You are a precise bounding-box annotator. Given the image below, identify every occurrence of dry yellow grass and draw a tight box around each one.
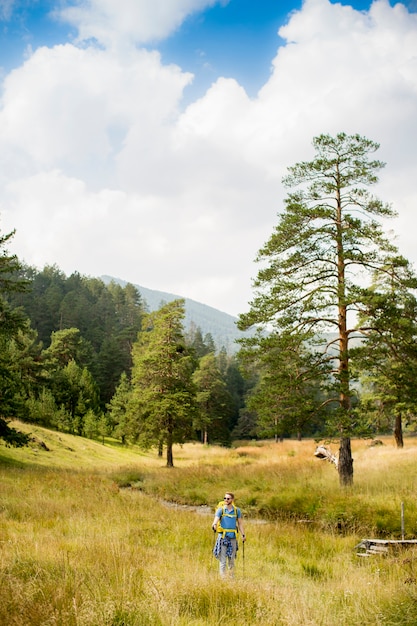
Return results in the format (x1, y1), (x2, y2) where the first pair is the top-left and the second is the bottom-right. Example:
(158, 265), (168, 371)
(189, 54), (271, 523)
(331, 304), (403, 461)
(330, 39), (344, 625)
(2, 426), (417, 624)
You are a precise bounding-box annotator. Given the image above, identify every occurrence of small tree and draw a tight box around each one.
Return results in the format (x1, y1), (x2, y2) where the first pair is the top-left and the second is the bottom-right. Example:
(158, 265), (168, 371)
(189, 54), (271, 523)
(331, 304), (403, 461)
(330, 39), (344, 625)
(107, 372), (132, 444)
(240, 331), (331, 441)
(42, 327), (92, 369)
(47, 360), (100, 435)
(129, 300), (196, 467)
(353, 257), (417, 446)
(193, 352), (233, 445)
(239, 133), (413, 486)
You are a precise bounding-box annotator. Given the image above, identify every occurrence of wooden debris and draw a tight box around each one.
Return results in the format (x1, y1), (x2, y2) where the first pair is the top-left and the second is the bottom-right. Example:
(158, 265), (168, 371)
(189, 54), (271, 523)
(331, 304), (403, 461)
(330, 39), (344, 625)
(314, 445), (338, 467)
(356, 538), (417, 557)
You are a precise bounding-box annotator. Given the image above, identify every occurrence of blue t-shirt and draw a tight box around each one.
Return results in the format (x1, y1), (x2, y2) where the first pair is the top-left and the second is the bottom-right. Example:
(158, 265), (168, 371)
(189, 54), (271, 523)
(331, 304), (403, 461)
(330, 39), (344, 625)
(216, 505), (241, 537)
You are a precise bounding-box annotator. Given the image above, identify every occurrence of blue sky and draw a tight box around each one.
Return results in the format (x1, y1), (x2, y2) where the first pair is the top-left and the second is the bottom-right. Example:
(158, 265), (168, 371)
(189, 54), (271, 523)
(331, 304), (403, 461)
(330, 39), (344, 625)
(158, 0), (304, 99)
(1, 0), (417, 316)
(2, 1), (415, 89)
(157, 0), (394, 98)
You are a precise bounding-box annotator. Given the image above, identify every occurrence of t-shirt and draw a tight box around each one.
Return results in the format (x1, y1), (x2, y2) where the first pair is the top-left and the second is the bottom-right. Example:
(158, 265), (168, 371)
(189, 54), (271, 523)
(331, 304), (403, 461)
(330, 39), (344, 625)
(216, 505), (241, 538)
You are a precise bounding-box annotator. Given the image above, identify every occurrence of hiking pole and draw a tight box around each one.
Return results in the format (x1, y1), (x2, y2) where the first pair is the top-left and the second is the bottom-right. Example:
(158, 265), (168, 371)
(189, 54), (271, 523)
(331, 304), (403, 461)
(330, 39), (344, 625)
(211, 528), (217, 570)
(242, 539), (245, 578)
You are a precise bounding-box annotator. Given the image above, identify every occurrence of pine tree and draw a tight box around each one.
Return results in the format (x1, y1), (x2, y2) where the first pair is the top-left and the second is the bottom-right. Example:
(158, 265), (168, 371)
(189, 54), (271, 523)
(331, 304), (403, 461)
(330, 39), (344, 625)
(193, 352), (233, 445)
(353, 257), (417, 447)
(107, 372), (132, 445)
(0, 227), (30, 445)
(129, 300), (196, 467)
(240, 332), (330, 441)
(239, 133), (411, 486)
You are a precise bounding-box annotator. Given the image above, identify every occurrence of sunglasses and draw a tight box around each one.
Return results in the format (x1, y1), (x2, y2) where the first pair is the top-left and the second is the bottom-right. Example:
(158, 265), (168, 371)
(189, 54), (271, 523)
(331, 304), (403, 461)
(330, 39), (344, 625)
(224, 497), (232, 500)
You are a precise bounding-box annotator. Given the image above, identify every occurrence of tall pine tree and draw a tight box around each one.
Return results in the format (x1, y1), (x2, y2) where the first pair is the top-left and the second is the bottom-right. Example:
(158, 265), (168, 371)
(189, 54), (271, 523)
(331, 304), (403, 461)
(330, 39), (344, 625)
(239, 133), (413, 486)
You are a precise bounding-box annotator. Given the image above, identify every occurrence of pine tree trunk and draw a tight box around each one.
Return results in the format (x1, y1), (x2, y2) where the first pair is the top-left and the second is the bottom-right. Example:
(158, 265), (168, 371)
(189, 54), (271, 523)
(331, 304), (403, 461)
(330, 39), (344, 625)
(336, 182), (354, 487)
(166, 418), (174, 467)
(394, 412), (404, 448)
(166, 445), (174, 467)
(338, 437), (353, 486)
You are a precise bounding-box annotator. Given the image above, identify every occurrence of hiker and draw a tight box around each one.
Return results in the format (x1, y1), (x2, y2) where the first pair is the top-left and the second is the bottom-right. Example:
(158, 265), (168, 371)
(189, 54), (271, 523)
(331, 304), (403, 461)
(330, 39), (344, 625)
(212, 492), (245, 578)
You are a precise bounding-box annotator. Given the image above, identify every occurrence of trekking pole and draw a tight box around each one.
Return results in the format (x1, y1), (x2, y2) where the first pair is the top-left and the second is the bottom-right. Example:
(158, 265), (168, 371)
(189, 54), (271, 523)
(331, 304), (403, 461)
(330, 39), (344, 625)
(242, 539), (245, 578)
(211, 528), (217, 569)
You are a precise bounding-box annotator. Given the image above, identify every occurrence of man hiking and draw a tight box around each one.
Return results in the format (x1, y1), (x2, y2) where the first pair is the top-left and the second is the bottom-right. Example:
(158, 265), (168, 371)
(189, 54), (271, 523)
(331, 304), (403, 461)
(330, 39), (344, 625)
(212, 492), (245, 578)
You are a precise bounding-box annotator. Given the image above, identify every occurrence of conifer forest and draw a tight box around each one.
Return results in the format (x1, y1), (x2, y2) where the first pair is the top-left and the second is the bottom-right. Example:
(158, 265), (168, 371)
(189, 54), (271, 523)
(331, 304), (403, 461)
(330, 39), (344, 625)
(2, 134), (417, 480)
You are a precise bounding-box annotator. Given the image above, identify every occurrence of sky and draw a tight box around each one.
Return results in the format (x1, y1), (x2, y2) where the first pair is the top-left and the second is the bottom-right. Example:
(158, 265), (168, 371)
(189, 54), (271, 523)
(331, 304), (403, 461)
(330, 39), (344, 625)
(0, 0), (417, 318)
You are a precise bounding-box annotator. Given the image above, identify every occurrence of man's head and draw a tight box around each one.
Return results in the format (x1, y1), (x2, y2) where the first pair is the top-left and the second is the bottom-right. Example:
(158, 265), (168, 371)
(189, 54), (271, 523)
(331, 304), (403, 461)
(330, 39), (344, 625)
(224, 492), (234, 503)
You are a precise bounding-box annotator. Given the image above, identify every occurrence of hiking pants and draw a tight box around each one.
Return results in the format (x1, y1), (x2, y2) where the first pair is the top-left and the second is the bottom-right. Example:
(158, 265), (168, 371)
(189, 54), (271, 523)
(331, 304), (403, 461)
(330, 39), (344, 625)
(219, 537), (237, 577)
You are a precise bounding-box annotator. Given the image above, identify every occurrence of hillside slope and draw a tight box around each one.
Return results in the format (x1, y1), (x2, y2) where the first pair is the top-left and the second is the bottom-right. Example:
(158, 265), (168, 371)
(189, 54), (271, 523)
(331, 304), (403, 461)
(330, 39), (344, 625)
(101, 275), (254, 353)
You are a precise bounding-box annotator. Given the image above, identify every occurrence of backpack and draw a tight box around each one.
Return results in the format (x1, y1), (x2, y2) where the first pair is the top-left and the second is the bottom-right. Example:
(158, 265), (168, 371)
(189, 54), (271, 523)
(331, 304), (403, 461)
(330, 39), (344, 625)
(216, 501), (238, 537)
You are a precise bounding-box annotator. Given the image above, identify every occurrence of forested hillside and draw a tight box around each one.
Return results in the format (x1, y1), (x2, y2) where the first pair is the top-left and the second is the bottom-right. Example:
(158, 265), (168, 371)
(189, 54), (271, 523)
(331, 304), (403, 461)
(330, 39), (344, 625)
(2, 261), (252, 453)
(101, 275), (252, 354)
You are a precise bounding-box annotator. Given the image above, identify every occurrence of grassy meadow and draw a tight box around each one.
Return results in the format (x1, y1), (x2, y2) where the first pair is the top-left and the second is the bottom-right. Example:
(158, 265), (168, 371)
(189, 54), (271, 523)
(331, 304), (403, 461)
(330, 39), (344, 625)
(2, 423), (417, 625)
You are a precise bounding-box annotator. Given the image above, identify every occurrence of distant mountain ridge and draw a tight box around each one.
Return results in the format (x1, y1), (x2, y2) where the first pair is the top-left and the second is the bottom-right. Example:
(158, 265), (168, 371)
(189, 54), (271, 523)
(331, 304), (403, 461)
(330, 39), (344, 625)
(101, 276), (254, 354)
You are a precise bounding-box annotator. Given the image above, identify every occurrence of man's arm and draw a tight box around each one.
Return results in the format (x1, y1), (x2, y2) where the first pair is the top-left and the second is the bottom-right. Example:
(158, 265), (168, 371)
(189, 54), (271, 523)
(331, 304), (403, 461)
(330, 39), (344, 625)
(212, 514), (220, 532)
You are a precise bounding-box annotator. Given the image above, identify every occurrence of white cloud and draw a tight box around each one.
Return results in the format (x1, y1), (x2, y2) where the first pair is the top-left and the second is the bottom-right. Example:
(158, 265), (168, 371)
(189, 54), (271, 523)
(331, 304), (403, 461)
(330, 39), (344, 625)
(0, 44), (191, 184)
(56, 0), (221, 47)
(1, 0), (417, 317)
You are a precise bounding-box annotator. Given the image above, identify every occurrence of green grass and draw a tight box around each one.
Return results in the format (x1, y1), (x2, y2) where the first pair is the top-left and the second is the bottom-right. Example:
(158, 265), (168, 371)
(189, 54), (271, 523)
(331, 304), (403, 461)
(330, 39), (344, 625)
(2, 424), (417, 624)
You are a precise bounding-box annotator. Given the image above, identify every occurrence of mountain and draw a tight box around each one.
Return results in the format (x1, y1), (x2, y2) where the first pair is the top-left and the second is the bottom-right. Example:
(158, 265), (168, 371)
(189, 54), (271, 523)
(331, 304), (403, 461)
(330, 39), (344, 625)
(101, 276), (254, 354)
